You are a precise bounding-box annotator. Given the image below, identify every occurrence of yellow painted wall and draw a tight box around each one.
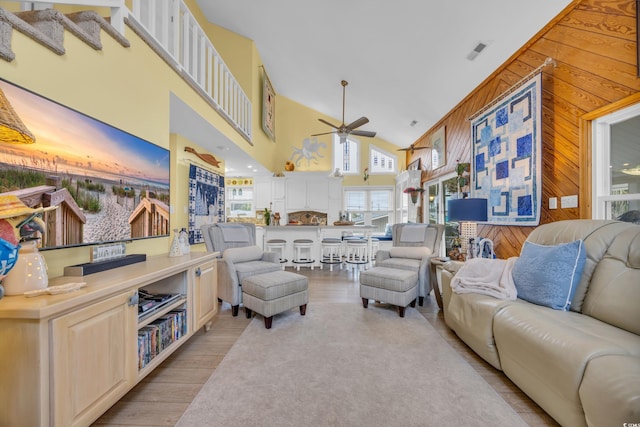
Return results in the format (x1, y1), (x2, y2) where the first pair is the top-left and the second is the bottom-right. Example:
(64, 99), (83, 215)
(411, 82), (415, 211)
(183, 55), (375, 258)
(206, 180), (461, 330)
(0, 9), (243, 276)
(0, 2), (402, 277)
(272, 96), (406, 179)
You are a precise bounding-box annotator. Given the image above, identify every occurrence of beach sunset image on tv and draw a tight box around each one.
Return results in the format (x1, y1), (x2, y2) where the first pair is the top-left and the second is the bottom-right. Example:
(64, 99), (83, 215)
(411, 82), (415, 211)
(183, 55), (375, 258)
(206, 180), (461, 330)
(0, 78), (171, 249)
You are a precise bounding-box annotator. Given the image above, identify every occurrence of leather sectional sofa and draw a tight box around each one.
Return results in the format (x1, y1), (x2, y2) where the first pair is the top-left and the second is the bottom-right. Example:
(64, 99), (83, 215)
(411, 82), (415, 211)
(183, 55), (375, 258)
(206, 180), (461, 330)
(441, 220), (640, 427)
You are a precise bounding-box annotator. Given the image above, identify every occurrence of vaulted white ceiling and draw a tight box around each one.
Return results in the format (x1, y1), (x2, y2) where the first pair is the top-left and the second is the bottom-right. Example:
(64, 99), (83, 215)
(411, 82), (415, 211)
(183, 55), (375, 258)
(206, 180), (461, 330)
(196, 0), (572, 149)
(177, 1), (573, 175)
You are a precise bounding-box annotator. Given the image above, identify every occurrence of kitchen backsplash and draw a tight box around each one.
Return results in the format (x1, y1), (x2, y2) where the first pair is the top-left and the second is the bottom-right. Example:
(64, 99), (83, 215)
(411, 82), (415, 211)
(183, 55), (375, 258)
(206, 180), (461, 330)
(287, 211), (327, 225)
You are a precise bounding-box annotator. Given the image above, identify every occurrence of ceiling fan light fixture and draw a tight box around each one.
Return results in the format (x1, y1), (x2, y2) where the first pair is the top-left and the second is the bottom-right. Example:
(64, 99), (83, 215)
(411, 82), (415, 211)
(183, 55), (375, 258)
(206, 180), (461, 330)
(312, 80), (377, 142)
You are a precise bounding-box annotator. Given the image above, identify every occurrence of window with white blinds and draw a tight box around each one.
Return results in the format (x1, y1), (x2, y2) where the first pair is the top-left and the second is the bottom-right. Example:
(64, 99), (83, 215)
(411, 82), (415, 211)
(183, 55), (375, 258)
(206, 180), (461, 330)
(369, 145), (397, 174)
(344, 187), (394, 232)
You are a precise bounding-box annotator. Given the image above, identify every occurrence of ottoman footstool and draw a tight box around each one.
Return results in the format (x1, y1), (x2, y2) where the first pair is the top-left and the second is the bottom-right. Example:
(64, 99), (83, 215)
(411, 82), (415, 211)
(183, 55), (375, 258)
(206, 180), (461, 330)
(242, 270), (308, 329)
(359, 267), (418, 317)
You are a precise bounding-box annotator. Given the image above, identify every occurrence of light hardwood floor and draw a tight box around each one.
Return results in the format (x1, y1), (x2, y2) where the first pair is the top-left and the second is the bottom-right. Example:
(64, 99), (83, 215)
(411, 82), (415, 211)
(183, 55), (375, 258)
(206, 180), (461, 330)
(94, 267), (559, 426)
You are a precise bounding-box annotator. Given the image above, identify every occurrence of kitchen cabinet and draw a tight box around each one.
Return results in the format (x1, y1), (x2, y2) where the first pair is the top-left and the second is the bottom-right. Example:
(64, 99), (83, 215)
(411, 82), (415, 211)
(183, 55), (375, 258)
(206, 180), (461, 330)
(193, 258), (217, 331)
(254, 177), (272, 211)
(270, 177), (287, 222)
(286, 175), (329, 211)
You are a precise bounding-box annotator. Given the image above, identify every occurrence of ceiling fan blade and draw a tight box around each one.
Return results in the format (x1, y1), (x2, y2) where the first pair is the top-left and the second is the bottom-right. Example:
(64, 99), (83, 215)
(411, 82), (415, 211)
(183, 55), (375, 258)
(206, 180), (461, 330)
(346, 116), (369, 130)
(398, 144), (428, 152)
(311, 131), (337, 137)
(318, 118), (340, 129)
(350, 130), (376, 138)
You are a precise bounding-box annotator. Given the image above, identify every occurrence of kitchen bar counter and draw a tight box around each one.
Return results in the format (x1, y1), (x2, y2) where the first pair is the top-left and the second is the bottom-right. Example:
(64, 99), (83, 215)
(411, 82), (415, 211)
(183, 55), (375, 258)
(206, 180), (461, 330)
(261, 225), (376, 268)
(268, 225), (376, 229)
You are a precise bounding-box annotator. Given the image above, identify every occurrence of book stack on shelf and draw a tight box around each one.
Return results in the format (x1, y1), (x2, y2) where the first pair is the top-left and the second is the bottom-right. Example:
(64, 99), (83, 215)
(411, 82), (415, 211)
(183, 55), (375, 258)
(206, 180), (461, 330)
(138, 309), (187, 369)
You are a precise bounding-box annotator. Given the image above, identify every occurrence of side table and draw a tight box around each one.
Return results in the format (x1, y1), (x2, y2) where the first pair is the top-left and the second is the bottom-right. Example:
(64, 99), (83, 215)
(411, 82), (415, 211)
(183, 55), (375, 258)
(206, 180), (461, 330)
(429, 258), (447, 309)
(429, 258), (465, 310)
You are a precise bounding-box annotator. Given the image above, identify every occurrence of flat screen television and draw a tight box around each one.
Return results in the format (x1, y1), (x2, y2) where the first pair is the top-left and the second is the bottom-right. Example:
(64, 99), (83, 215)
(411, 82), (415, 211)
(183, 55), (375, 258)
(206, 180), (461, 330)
(0, 78), (170, 250)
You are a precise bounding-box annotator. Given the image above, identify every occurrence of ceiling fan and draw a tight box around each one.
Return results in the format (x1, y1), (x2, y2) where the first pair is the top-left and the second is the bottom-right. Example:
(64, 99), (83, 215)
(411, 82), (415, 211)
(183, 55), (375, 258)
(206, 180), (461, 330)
(311, 80), (376, 143)
(398, 143), (429, 155)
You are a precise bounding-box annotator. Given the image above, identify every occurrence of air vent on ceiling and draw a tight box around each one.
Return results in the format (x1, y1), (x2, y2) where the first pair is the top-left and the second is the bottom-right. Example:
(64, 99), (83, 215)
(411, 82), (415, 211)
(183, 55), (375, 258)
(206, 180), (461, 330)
(466, 42), (488, 61)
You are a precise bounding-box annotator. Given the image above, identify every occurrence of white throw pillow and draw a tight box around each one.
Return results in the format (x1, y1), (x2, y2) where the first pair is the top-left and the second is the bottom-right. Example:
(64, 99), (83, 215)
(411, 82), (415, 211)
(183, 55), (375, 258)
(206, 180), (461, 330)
(389, 246), (431, 259)
(223, 245), (263, 263)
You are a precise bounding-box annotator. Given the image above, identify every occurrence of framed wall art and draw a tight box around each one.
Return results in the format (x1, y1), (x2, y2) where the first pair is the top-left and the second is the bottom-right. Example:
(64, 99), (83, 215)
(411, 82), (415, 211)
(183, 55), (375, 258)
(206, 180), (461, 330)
(262, 68), (276, 141)
(431, 126), (446, 169)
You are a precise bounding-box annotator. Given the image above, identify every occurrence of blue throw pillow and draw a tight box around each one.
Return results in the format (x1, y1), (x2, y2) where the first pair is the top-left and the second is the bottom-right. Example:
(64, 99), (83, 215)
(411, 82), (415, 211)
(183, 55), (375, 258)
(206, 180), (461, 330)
(512, 240), (586, 311)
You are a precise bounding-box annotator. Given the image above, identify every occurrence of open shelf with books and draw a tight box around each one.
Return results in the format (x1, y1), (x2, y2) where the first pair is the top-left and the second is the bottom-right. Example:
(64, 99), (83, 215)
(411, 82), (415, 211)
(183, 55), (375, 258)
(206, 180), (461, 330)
(135, 270), (191, 374)
(138, 307), (188, 371)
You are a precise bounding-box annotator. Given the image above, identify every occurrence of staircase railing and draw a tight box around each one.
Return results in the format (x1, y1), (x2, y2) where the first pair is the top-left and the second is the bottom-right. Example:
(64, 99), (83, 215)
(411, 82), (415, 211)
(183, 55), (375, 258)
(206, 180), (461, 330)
(14, 0), (253, 142)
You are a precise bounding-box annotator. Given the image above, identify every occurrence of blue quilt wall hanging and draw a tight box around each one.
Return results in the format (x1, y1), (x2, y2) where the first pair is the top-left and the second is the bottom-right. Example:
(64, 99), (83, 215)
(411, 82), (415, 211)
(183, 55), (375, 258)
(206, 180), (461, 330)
(471, 73), (542, 226)
(188, 164), (226, 244)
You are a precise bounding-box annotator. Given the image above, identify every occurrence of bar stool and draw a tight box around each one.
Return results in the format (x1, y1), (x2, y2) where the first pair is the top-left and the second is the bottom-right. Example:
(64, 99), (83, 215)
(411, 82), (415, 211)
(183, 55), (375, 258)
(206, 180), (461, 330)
(292, 239), (315, 271)
(320, 238), (342, 271)
(371, 237), (380, 260)
(344, 237), (369, 271)
(265, 239), (287, 269)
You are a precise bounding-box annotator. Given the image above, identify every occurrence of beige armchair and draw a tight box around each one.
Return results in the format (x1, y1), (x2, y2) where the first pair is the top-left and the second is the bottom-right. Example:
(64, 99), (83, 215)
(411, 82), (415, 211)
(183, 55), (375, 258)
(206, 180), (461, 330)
(375, 223), (444, 305)
(201, 223), (280, 316)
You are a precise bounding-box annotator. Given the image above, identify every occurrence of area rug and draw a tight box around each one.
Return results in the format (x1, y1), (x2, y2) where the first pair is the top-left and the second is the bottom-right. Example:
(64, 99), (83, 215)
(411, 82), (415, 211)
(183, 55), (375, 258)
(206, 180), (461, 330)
(177, 302), (526, 427)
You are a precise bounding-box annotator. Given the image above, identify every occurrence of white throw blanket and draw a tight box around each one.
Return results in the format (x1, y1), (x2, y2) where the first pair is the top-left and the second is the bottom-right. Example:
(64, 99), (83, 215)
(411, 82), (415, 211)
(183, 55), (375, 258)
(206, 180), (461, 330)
(450, 257), (518, 300)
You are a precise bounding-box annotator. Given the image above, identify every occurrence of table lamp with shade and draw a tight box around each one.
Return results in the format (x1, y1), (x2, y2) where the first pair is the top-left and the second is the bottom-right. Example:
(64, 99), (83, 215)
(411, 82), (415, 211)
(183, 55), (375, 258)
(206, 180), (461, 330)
(448, 198), (488, 258)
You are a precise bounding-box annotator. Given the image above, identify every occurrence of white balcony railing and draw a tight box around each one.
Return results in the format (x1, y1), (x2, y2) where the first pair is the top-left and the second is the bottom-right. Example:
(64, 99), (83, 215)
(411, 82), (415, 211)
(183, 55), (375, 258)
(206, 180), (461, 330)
(17, 0), (252, 142)
(129, 0), (252, 142)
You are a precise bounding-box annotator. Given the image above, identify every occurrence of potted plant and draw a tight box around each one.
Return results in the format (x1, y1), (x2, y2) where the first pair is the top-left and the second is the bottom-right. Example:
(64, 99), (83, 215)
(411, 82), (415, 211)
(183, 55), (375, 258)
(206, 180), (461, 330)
(455, 160), (471, 198)
(403, 187), (424, 204)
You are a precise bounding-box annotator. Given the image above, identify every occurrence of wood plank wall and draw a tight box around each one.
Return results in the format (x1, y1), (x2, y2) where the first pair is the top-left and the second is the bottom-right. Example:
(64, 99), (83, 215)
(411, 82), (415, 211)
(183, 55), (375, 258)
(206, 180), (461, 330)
(408, 0), (640, 259)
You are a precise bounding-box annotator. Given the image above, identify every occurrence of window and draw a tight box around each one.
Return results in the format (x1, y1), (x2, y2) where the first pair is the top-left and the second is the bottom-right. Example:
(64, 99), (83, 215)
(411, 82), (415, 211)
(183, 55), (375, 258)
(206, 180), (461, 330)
(227, 186), (254, 217)
(592, 103), (640, 220)
(425, 172), (458, 257)
(333, 135), (359, 175)
(344, 187), (393, 232)
(369, 145), (397, 174)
